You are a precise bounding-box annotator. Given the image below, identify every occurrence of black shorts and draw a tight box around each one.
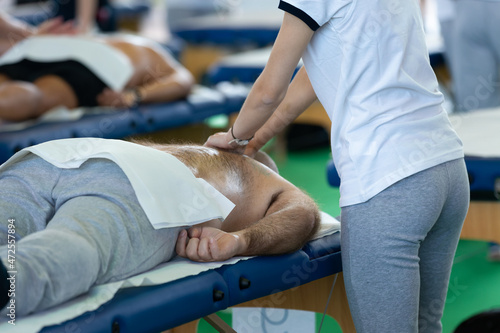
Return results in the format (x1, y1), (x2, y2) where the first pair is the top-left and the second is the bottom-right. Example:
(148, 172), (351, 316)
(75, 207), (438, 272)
(0, 59), (108, 107)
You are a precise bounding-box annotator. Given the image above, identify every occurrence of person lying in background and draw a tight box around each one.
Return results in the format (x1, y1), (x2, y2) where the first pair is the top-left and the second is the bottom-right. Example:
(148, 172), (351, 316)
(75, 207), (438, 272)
(0, 33), (194, 122)
(0, 138), (320, 317)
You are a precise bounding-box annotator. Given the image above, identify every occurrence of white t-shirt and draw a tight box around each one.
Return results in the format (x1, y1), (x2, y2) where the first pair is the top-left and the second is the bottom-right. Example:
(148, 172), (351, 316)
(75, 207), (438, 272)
(0, 138), (235, 229)
(435, 0), (456, 22)
(279, 0), (464, 207)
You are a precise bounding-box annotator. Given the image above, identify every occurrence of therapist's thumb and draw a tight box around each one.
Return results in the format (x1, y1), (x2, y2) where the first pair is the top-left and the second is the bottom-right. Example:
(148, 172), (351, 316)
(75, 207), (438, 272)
(204, 132), (231, 149)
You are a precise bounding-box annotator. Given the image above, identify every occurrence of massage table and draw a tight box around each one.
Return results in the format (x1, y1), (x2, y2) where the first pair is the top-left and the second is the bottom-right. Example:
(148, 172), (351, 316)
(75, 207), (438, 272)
(449, 108), (500, 244)
(0, 84), (247, 164)
(0, 215), (354, 333)
(326, 107), (500, 244)
(170, 0), (282, 82)
(13, 1), (151, 32)
(172, 230), (353, 333)
(171, 0), (282, 48)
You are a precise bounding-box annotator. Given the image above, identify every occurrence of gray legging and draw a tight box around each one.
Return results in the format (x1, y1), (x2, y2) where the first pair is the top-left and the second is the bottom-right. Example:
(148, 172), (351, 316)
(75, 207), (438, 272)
(452, 0), (500, 111)
(0, 154), (181, 316)
(341, 158), (469, 333)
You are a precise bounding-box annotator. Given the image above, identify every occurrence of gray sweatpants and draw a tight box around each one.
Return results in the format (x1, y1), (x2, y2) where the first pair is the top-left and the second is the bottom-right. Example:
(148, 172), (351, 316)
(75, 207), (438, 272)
(452, 0), (500, 111)
(0, 154), (181, 316)
(341, 158), (469, 333)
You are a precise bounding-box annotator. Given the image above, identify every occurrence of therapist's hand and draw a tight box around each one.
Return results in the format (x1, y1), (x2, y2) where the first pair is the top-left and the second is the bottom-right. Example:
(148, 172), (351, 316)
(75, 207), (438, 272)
(176, 226), (247, 262)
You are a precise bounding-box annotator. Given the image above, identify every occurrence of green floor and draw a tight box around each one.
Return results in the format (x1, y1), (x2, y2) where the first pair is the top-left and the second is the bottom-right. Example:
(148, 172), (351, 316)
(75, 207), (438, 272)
(198, 146), (500, 332)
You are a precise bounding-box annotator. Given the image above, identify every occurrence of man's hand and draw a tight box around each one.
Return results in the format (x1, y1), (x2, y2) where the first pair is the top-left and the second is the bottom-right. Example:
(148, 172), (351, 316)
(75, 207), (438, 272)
(175, 226), (247, 262)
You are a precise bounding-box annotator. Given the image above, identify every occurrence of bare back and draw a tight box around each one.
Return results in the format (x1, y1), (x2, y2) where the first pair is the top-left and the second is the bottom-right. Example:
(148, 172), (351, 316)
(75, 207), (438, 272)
(146, 144), (305, 232)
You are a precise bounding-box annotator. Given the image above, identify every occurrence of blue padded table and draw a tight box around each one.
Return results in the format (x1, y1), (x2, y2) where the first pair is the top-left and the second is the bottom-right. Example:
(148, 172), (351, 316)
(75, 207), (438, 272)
(325, 135), (500, 193)
(40, 270), (230, 333)
(113, 3), (150, 19)
(0, 85), (247, 164)
(217, 232), (342, 307)
(169, 0), (282, 82)
(171, 232), (354, 333)
(326, 108), (500, 244)
(13, 2), (150, 30)
(448, 108), (500, 244)
(171, 3), (282, 48)
(32, 230), (351, 333)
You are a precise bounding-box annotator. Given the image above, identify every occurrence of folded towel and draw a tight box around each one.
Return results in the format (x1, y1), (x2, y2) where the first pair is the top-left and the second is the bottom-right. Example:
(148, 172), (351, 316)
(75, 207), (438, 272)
(0, 36), (133, 92)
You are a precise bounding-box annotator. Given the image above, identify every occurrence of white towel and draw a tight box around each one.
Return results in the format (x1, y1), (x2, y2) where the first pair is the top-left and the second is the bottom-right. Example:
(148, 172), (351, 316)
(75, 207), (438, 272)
(0, 36), (133, 91)
(1, 138), (236, 229)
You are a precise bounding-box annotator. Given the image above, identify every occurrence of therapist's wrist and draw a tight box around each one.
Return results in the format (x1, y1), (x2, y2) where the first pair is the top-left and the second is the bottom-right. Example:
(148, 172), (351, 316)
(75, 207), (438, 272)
(227, 126), (254, 148)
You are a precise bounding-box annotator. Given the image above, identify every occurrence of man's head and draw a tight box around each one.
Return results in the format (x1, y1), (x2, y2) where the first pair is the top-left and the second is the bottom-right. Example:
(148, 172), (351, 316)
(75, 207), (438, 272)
(253, 151), (279, 174)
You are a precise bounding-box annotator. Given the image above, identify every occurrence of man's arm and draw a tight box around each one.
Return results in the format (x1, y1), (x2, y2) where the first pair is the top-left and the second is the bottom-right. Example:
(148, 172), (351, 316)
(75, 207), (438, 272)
(176, 187), (320, 262)
(96, 47), (195, 108)
(236, 187), (320, 256)
(128, 56), (195, 105)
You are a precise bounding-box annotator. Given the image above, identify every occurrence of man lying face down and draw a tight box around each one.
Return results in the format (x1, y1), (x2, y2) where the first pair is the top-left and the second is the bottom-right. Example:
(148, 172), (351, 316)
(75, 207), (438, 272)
(0, 138), (320, 317)
(0, 33), (195, 122)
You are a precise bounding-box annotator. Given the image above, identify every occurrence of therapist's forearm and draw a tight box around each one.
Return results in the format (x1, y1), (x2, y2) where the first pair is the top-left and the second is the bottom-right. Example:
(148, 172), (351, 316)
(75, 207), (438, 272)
(76, 0), (98, 33)
(247, 66), (318, 154)
(228, 12), (314, 142)
(230, 76), (288, 140)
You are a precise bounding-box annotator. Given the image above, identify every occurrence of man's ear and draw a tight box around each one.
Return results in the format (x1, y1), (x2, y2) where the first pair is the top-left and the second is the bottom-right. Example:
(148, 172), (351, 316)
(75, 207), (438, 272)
(253, 151), (279, 174)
